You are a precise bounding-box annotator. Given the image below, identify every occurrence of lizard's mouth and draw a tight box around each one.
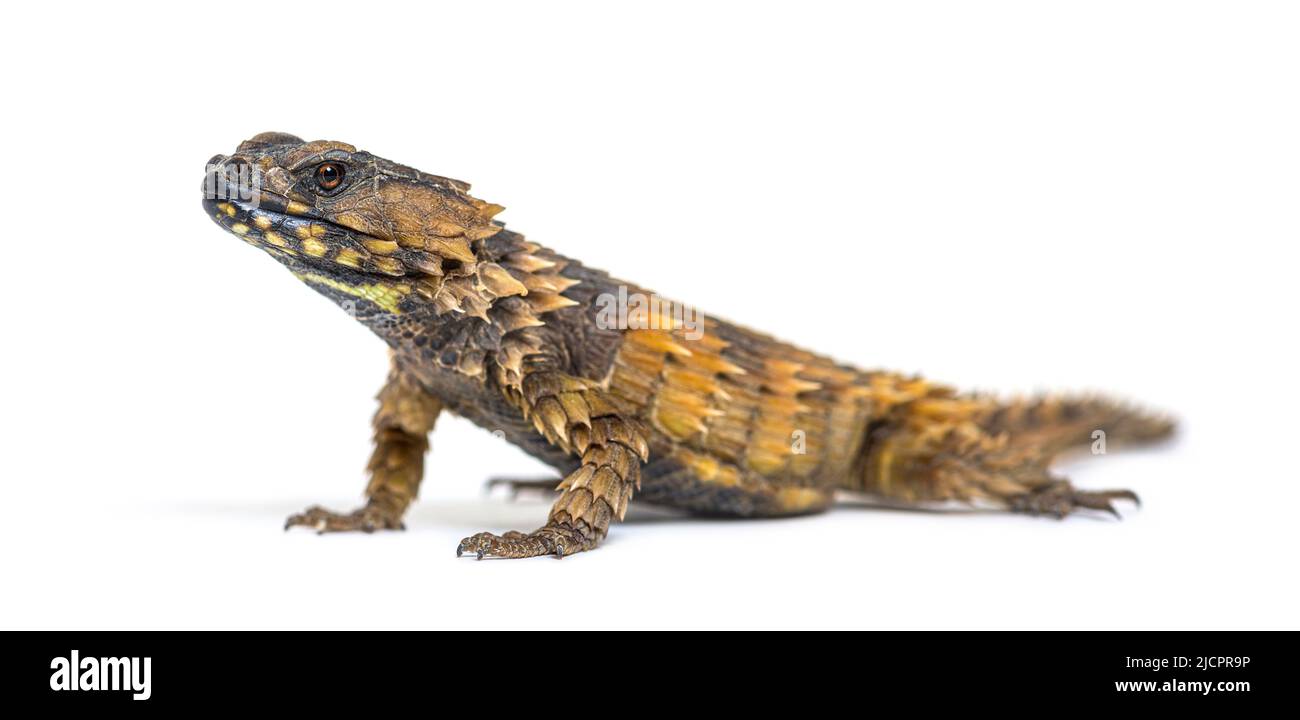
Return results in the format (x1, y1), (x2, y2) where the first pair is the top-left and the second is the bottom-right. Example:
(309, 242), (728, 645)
(202, 195), (410, 278)
(202, 157), (411, 278)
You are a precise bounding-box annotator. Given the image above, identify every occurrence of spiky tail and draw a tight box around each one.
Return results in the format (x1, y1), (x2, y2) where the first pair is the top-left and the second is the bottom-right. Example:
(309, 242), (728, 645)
(975, 395), (1175, 459)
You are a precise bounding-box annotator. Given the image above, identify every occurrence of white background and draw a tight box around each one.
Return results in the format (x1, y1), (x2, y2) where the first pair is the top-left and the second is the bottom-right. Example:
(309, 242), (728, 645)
(1, 1), (1296, 629)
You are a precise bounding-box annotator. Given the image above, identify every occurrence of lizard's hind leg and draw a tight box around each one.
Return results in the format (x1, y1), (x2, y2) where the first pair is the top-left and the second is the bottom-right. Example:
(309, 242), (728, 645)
(859, 413), (1139, 519)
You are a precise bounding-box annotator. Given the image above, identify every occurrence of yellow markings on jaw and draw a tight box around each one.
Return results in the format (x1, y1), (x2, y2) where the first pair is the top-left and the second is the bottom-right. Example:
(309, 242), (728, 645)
(294, 223), (328, 239)
(217, 202), (236, 217)
(334, 249), (363, 268)
(301, 238), (328, 257)
(253, 216), (273, 230)
(263, 231), (287, 247)
(373, 257), (404, 275)
(362, 238), (399, 255)
(286, 200), (312, 215)
(291, 272), (412, 314)
(230, 223), (250, 235)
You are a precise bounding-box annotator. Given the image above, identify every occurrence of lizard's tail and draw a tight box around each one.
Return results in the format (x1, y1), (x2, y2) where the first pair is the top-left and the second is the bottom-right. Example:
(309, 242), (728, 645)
(975, 394), (1176, 459)
(849, 393), (1174, 512)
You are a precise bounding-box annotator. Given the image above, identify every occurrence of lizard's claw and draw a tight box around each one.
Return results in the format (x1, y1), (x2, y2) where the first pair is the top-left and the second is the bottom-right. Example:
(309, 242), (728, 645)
(1010, 482), (1140, 520)
(456, 526), (587, 560)
(284, 503), (406, 534)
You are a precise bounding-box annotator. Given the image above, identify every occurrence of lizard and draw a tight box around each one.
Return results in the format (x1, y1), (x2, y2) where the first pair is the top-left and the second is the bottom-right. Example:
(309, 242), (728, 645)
(201, 132), (1175, 560)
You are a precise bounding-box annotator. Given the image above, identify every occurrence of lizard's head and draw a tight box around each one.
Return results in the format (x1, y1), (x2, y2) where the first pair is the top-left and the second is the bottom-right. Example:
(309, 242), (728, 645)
(202, 134), (578, 379)
(203, 132), (506, 279)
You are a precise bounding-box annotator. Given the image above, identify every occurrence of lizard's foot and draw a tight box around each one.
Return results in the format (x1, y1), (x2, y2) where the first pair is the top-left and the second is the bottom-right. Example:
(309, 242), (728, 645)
(456, 523), (591, 560)
(1009, 480), (1139, 519)
(284, 502), (406, 533)
(484, 476), (562, 500)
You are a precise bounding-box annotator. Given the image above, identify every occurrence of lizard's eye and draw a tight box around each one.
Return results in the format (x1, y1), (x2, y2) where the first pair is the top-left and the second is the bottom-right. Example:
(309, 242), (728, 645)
(314, 162), (345, 191)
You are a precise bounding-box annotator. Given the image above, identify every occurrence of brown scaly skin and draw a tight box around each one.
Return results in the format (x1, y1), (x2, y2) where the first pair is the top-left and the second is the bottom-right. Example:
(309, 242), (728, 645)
(202, 132), (1176, 559)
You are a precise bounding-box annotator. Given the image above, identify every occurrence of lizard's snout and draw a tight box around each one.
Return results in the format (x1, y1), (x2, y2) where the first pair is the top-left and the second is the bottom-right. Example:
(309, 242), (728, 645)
(202, 154), (258, 195)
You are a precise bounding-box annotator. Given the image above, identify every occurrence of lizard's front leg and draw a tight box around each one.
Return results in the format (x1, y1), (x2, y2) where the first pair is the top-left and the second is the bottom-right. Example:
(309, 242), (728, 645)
(286, 359), (442, 533)
(457, 360), (648, 559)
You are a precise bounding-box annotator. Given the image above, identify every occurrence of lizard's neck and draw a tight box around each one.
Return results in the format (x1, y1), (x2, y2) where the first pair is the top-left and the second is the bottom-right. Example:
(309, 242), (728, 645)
(287, 229), (581, 390)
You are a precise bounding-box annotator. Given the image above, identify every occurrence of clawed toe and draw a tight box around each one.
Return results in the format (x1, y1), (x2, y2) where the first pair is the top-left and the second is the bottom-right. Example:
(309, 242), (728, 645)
(456, 532), (496, 559)
(1011, 482), (1141, 519)
(284, 506), (333, 532)
(456, 526), (588, 560)
(1069, 489), (1139, 518)
(284, 504), (405, 534)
